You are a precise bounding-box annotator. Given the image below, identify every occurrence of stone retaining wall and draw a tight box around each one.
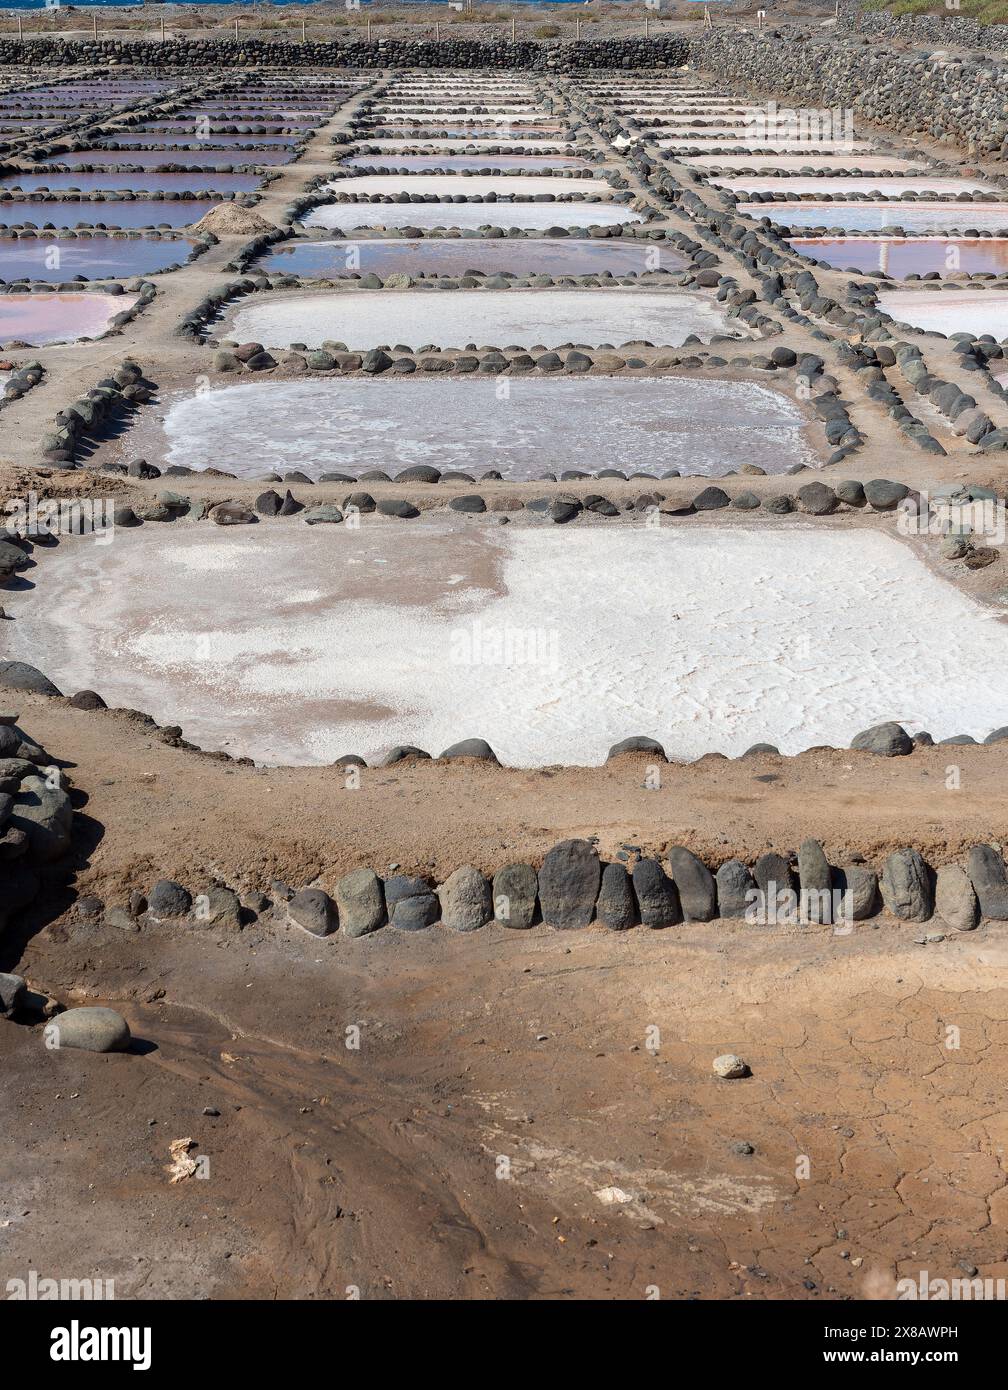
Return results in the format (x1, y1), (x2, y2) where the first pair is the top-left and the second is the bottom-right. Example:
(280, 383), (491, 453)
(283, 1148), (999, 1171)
(0, 35), (689, 72)
(76, 831), (1008, 940)
(688, 27), (1008, 158)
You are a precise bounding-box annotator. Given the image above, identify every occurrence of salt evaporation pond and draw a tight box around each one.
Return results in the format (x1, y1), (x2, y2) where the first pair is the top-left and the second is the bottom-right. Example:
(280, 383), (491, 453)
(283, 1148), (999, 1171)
(877, 288), (1008, 337)
(740, 202), (1008, 233)
(0, 201), (218, 230)
(714, 176), (997, 196)
(225, 287), (729, 349)
(0, 235), (198, 280)
(157, 377), (812, 480)
(257, 236), (684, 279)
(790, 236), (1008, 277)
(110, 134), (301, 148)
(11, 524), (1007, 767)
(1, 172), (263, 194)
(340, 154), (594, 172)
(322, 175), (608, 198)
(359, 138), (581, 152)
(303, 202), (638, 232)
(683, 154), (923, 172)
(0, 291), (137, 345)
(42, 148), (297, 169)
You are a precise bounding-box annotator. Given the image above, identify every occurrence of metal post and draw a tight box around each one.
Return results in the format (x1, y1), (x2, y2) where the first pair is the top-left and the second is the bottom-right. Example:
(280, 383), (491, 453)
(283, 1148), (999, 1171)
(511, 15), (515, 42)
(645, 14), (649, 38)
(367, 17), (372, 40)
(160, 16), (165, 41)
(576, 15), (581, 39)
(92, 12), (97, 38)
(302, 18), (306, 42)
(436, 20), (440, 40)
(17, 15), (22, 41)
(234, 16), (239, 41)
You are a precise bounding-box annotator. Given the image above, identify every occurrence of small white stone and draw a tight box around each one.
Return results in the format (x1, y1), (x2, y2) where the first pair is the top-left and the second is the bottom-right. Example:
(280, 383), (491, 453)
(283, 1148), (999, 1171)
(713, 1053), (749, 1079)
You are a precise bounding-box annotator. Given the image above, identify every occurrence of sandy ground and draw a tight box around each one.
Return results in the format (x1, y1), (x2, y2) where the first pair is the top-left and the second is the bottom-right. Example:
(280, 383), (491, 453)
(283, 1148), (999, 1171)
(4, 908), (1008, 1301)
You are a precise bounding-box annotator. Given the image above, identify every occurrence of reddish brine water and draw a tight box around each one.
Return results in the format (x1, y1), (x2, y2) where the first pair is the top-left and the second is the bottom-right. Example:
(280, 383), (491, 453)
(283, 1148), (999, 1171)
(0, 290), (138, 346)
(340, 154), (593, 172)
(41, 149), (296, 169)
(1, 172), (263, 194)
(256, 236), (684, 279)
(0, 201), (218, 230)
(110, 134), (300, 148)
(789, 235), (1008, 277)
(0, 234), (200, 281)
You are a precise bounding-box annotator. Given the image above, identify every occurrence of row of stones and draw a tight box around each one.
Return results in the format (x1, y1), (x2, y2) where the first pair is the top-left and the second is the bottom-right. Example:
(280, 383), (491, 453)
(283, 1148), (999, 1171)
(633, 155), (974, 454)
(758, 219), (1008, 241)
(0, 174), (281, 200)
(835, 3), (1008, 61)
(0, 717), (74, 944)
(122, 833), (1008, 940)
(40, 357), (153, 467)
(0, 358), (43, 411)
(0, 38), (693, 73)
(90, 474), (922, 529)
(739, 190), (1006, 206)
(201, 329), (777, 370)
(689, 27), (1008, 158)
(330, 165), (605, 183)
(576, 94), (968, 468)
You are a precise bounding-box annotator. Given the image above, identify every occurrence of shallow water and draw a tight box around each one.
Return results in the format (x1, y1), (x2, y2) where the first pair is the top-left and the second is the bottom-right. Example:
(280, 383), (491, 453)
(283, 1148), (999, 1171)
(0, 290), (137, 345)
(877, 288), (1008, 337)
(11, 524), (1006, 767)
(304, 202), (640, 232)
(43, 148), (296, 169)
(683, 154), (922, 172)
(225, 286), (729, 349)
(256, 236), (684, 279)
(715, 176), (997, 196)
(1, 172), (263, 194)
(0, 200), (217, 230)
(0, 234), (198, 281)
(157, 376), (807, 480)
(659, 137), (877, 152)
(746, 202), (1008, 234)
(340, 154), (593, 172)
(790, 236), (1008, 277)
(322, 174), (607, 199)
(110, 133), (301, 148)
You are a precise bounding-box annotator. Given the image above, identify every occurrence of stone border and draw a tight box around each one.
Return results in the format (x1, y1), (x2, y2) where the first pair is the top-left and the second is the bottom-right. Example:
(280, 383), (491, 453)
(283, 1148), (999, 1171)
(40, 357), (154, 466)
(65, 833), (1008, 941)
(0, 36), (691, 73)
(0, 358), (44, 413)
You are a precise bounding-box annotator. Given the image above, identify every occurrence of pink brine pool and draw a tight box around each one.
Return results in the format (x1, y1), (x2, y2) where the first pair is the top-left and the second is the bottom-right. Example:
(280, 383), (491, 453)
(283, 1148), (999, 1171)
(0, 292), (138, 346)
